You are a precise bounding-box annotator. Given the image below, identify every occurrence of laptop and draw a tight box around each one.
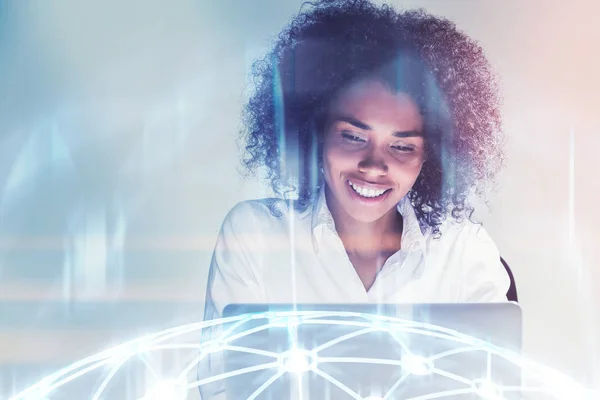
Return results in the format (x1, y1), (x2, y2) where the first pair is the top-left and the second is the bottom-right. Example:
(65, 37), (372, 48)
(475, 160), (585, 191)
(219, 303), (522, 399)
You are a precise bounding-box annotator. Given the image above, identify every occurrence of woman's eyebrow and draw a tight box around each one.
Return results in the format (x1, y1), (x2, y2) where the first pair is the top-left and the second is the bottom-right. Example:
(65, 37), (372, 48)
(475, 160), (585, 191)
(334, 116), (423, 138)
(392, 130), (423, 138)
(335, 116), (371, 130)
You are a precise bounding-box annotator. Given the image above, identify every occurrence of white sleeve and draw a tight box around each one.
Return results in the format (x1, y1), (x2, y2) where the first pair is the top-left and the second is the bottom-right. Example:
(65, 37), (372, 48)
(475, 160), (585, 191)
(205, 202), (265, 316)
(460, 225), (511, 302)
(198, 202), (265, 399)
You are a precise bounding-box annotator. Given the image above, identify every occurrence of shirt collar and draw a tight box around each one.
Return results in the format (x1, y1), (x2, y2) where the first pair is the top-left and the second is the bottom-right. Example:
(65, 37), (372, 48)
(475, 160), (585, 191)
(311, 188), (427, 254)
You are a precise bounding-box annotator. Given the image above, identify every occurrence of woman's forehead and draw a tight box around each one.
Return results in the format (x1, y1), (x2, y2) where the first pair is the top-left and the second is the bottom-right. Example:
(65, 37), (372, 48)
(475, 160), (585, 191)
(327, 79), (422, 128)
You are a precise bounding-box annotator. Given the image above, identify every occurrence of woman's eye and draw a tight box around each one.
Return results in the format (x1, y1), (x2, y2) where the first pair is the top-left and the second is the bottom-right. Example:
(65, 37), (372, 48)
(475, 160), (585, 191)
(341, 131), (365, 143)
(392, 145), (415, 152)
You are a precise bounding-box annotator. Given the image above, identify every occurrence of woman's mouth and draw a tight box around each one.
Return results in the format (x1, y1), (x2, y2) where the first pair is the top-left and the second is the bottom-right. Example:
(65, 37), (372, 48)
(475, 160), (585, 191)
(347, 180), (392, 201)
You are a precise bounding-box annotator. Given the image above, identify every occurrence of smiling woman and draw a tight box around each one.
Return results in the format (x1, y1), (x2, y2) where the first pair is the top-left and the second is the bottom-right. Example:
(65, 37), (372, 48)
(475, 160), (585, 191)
(200, 0), (509, 396)
(204, 0), (508, 302)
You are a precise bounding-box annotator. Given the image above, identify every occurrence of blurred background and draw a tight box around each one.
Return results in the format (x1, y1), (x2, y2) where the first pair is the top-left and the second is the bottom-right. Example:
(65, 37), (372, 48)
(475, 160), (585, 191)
(0, 0), (598, 397)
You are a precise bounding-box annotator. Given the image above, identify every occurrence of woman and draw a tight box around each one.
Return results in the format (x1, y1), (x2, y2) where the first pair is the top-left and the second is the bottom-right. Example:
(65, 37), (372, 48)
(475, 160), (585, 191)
(198, 0), (510, 396)
(204, 0), (509, 320)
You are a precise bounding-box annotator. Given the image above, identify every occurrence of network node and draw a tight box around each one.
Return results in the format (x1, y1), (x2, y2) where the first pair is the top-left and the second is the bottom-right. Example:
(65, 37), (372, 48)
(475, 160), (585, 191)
(202, 340), (226, 354)
(401, 353), (434, 375)
(278, 348), (317, 373)
(472, 378), (504, 399)
(141, 378), (188, 400)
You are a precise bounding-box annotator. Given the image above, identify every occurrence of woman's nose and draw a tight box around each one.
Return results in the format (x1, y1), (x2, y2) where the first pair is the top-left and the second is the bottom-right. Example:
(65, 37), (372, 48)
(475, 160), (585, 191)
(357, 149), (388, 177)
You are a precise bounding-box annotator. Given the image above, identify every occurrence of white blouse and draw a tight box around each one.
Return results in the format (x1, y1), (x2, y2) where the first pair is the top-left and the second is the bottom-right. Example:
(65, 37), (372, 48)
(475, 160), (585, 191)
(203, 190), (510, 320)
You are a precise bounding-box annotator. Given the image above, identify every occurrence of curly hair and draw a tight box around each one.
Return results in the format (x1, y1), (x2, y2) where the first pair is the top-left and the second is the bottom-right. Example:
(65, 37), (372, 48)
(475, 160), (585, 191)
(240, 0), (504, 236)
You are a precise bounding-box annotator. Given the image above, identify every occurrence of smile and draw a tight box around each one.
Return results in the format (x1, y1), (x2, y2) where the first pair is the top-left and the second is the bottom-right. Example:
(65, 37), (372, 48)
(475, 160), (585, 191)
(347, 180), (391, 198)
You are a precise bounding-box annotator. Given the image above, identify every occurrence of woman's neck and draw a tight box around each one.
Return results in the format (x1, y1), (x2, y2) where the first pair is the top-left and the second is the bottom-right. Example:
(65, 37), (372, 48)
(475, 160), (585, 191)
(325, 190), (403, 258)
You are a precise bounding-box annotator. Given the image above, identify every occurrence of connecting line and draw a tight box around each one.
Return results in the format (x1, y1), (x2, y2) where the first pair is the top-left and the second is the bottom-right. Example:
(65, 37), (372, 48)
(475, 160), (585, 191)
(363, 316), (415, 331)
(383, 373), (410, 400)
(287, 320), (300, 349)
(187, 361), (280, 389)
(144, 344), (204, 351)
(137, 324), (202, 346)
(137, 352), (162, 382)
(146, 325), (205, 347)
(430, 368), (474, 386)
(299, 319), (374, 329)
(178, 352), (206, 381)
(311, 327), (378, 353)
(428, 346), (480, 361)
(246, 370), (285, 400)
(221, 315), (254, 338)
(402, 387), (476, 400)
(291, 311), (345, 321)
(11, 357), (113, 400)
(265, 310), (366, 322)
(315, 311), (365, 320)
(393, 327), (478, 348)
(385, 319), (501, 350)
(386, 330), (413, 356)
(311, 368), (363, 400)
(91, 357), (129, 400)
(317, 356), (404, 367)
(176, 345), (279, 382)
(224, 322), (278, 342)
(223, 345), (280, 359)
(9, 351), (115, 399)
(150, 316), (246, 346)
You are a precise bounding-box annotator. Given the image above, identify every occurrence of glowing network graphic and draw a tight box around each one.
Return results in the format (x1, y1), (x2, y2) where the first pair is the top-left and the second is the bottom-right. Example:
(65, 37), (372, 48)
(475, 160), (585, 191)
(8, 311), (593, 400)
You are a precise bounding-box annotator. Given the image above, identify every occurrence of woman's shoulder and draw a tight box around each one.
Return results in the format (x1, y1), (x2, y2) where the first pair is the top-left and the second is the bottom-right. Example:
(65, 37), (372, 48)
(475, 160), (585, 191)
(226, 198), (276, 217)
(222, 197), (311, 232)
(427, 216), (500, 259)
(433, 217), (509, 301)
(436, 216), (494, 243)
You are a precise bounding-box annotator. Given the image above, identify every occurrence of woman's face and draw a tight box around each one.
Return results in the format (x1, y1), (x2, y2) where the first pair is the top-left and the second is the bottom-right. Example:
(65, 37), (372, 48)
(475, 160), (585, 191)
(322, 78), (426, 224)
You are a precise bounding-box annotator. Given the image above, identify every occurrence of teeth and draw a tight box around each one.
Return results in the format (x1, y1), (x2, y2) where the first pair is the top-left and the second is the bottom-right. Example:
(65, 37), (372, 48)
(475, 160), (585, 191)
(348, 181), (388, 198)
